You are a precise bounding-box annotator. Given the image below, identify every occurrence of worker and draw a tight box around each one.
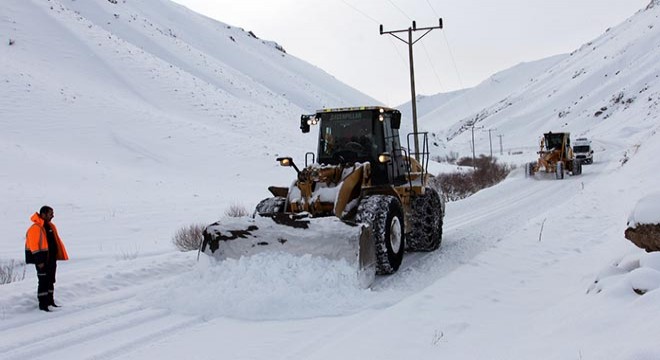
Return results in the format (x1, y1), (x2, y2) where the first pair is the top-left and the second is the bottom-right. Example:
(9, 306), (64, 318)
(25, 206), (69, 312)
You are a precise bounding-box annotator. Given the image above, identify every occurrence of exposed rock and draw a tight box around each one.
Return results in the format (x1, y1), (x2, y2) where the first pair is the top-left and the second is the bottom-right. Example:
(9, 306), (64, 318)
(625, 224), (660, 252)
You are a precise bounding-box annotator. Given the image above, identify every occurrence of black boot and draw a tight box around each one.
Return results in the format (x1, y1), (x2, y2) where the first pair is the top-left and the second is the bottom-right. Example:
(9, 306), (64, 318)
(38, 292), (50, 312)
(49, 295), (59, 307)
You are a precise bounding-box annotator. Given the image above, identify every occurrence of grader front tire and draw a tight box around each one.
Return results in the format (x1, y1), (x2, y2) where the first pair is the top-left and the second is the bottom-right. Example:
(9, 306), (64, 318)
(356, 195), (405, 275)
(555, 162), (565, 180)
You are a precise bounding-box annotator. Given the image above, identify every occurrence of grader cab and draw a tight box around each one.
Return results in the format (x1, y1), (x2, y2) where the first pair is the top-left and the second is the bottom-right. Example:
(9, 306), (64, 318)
(525, 132), (582, 179)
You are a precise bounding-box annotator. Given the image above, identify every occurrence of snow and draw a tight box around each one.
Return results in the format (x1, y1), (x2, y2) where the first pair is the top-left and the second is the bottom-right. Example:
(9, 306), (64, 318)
(2, 0), (660, 359)
(153, 252), (380, 321)
(627, 192), (660, 227)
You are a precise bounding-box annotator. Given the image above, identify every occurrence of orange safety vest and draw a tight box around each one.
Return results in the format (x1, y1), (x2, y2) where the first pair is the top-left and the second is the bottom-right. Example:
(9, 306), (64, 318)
(25, 213), (69, 261)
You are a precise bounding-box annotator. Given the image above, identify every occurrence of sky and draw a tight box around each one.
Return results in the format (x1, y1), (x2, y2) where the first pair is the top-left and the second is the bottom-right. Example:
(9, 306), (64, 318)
(2, 0), (660, 358)
(171, 0), (651, 106)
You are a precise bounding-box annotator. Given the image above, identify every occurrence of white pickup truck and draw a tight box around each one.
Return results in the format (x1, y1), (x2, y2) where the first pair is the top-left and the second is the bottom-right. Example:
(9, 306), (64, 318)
(573, 137), (593, 164)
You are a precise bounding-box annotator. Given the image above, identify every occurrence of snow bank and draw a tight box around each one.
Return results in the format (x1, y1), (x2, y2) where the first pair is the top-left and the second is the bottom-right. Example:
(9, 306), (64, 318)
(146, 253), (396, 321)
(588, 252), (660, 297)
(627, 192), (660, 227)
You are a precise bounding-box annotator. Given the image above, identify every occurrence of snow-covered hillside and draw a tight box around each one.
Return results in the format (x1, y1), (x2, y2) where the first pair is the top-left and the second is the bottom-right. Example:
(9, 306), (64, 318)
(0, 0), (377, 257)
(2, 0), (660, 359)
(417, 1), (660, 159)
(398, 54), (565, 128)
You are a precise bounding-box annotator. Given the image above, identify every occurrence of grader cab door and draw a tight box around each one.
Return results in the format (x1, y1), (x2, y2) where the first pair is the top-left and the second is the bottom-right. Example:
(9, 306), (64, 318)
(381, 112), (408, 185)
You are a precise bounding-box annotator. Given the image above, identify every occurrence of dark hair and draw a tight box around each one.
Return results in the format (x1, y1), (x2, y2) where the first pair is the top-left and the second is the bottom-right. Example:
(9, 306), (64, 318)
(39, 205), (53, 215)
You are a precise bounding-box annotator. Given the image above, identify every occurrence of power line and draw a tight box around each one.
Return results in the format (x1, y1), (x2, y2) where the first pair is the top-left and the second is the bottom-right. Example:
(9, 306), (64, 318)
(441, 30), (475, 113)
(442, 31), (464, 90)
(386, 0), (412, 21)
(425, 0), (440, 18)
(336, 0), (409, 86)
(421, 1), (465, 92)
(337, 0), (449, 106)
(388, 37), (408, 69)
(337, 0), (380, 24)
(421, 1), (448, 92)
(386, 1), (444, 93)
(421, 42), (445, 92)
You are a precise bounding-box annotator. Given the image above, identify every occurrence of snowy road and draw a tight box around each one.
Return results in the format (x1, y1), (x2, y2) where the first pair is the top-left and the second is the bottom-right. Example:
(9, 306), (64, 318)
(1, 152), (609, 360)
(0, 254), (201, 359)
(2, 132), (659, 360)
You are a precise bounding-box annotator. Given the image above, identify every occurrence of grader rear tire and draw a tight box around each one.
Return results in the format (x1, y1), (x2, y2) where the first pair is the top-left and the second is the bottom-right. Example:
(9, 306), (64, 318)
(356, 195), (405, 275)
(572, 159), (582, 175)
(525, 162), (536, 178)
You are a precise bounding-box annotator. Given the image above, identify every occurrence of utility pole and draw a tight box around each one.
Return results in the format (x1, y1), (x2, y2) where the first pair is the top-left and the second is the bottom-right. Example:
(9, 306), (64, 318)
(483, 128), (497, 158)
(469, 123), (483, 170)
(497, 134), (504, 155)
(380, 19), (443, 161)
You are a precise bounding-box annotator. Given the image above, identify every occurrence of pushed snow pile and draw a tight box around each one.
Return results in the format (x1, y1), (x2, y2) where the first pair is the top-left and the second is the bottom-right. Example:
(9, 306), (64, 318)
(145, 252), (393, 321)
(588, 252), (660, 297)
(625, 193), (660, 252)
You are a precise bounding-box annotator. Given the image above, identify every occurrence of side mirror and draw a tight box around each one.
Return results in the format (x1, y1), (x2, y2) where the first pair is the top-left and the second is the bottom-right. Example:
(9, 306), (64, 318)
(391, 112), (401, 129)
(300, 115), (310, 133)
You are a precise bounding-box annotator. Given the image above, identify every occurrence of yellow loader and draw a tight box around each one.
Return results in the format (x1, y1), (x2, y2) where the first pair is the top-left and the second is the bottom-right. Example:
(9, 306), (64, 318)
(201, 107), (445, 287)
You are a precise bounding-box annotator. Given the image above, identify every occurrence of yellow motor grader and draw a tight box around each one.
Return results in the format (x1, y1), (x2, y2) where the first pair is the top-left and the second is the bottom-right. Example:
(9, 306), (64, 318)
(201, 106), (445, 287)
(525, 132), (582, 179)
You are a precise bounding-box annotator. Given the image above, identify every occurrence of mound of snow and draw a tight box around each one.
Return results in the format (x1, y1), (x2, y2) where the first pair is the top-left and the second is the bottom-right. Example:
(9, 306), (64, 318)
(627, 192), (660, 227)
(145, 253), (398, 321)
(588, 252), (660, 297)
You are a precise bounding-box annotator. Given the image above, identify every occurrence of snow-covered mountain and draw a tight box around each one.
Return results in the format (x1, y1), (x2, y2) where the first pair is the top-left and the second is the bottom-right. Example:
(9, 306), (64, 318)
(398, 54), (565, 127)
(408, 1), (660, 158)
(1, 0), (377, 254)
(2, 0), (660, 359)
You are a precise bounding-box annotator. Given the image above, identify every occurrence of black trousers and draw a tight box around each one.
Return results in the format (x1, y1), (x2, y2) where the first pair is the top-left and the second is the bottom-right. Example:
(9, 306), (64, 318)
(36, 261), (56, 306)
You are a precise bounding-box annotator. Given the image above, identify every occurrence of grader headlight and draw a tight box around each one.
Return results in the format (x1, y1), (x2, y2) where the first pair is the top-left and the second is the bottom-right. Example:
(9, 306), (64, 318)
(276, 157), (301, 174)
(300, 114), (319, 133)
(278, 157), (292, 166)
(378, 153), (392, 163)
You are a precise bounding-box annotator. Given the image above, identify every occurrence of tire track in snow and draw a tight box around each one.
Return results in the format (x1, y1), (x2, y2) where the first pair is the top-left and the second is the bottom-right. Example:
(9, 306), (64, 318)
(446, 174), (568, 230)
(0, 253), (200, 360)
(0, 257), (193, 331)
(0, 299), (151, 358)
(0, 291), (137, 332)
(1, 306), (167, 359)
(248, 157), (618, 358)
(80, 317), (201, 360)
(0, 294), (139, 347)
(1, 303), (200, 360)
(374, 169), (596, 290)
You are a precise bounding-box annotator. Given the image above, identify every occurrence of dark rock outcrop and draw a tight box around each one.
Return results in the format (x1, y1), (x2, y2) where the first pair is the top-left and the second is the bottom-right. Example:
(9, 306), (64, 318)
(625, 224), (660, 252)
